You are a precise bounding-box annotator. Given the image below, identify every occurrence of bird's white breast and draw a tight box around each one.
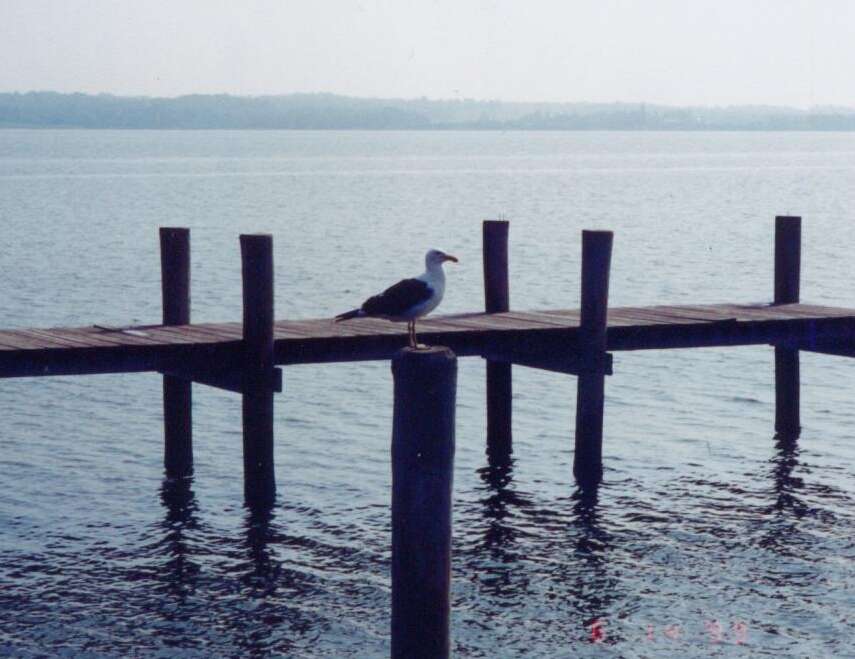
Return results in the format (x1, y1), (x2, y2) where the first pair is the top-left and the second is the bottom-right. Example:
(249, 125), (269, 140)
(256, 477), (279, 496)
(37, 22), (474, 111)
(407, 268), (445, 319)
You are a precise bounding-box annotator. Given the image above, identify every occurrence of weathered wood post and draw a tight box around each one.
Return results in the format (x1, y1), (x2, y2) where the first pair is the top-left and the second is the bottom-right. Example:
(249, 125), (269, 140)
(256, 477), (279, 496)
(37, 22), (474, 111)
(573, 230), (613, 488)
(240, 234), (276, 507)
(483, 220), (512, 457)
(774, 215), (801, 436)
(160, 227), (192, 478)
(391, 346), (456, 659)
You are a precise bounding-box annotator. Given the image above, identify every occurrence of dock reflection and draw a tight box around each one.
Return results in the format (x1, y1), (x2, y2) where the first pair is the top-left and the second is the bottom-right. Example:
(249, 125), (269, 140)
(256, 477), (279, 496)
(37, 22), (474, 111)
(770, 432), (805, 517)
(242, 502), (282, 597)
(158, 476), (200, 601)
(478, 453), (522, 552)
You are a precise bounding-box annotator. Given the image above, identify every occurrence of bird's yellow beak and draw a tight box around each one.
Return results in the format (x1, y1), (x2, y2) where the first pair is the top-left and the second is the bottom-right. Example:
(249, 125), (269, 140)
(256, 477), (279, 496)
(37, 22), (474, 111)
(444, 254), (459, 263)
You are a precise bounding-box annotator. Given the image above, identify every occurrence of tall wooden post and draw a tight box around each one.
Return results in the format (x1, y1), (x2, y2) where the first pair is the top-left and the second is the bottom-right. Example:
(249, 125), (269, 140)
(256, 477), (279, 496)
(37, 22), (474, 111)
(774, 216), (801, 436)
(573, 230), (613, 488)
(160, 227), (192, 478)
(391, 346), (456, 659)
(483, 220), (512, 457)
(240, 234), (276, 507)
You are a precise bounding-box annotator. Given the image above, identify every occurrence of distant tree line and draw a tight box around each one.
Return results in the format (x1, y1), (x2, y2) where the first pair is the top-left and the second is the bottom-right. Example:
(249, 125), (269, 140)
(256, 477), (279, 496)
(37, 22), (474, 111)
(2, 91), (855, 130)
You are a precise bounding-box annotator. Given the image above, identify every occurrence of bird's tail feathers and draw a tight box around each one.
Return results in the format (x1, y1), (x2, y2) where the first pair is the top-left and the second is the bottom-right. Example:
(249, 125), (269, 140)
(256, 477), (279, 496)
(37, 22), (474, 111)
(335, 308), (364, 322)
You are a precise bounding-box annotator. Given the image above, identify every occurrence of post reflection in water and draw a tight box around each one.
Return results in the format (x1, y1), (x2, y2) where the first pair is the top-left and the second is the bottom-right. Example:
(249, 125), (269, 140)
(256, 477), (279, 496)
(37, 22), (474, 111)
(770, 431), (805, 517)
(158, 476), (201, 603)
(755, 431), (814, 564)
(472, 452), (526, 599)
(233, 498), (329, 656)
(243, 500), (282, 597)
(478, 452), (521, 553)
(567, 483), (620, 643)
(473, 446), (621, 644)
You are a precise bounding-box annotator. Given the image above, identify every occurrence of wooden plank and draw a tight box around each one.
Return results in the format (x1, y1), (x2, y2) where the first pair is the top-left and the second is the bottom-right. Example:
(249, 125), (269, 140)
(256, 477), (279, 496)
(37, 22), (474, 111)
(2, 330), (70, 350)
(48, 326), (163, 348)
(713, 305), (785, 320)
(174, 324), (242, 341)
(638, 307), (736, 324)
(638, 306), (721, 322)
(150, 325), (230, 344)
(608, 309), (698, 326)
(430, 314), (545, 332)
(86, 325), (170, 346)
(36, 327), (139, 348)
(504, 310), (579, 328)
(193, 322), (245, 340)
(326, 319), (409, 336)
(411, 318), (486, 333)
(22, 328), (121, 349)
(0, 331), (52, 350)
(676, 305), (744, 321)
(138, 326), (214, 345)
(278, 318), (404, 338)
(463, 312), (549, 330)
(776, 304), (855, 319)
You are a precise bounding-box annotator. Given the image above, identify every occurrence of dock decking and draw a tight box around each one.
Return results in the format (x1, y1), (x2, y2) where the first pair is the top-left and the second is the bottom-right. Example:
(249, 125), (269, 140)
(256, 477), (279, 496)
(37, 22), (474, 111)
(1, 302), (855, 379)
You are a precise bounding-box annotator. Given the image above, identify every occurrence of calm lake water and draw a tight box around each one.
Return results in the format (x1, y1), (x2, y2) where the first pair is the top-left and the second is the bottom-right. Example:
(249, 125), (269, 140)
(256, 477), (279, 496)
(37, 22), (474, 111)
(1, 130), (854, 657)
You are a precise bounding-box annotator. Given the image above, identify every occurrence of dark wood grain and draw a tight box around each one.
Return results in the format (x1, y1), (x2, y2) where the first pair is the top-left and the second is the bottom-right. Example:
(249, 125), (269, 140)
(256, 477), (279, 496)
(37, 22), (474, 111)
(3, 302), (855, 378)
(160, 227), (193, 479)
(483, 220), (512, 457)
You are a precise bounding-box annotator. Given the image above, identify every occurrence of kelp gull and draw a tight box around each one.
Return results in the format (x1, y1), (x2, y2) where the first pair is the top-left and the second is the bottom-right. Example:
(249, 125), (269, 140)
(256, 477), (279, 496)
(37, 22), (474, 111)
(335, 249), (458, 348)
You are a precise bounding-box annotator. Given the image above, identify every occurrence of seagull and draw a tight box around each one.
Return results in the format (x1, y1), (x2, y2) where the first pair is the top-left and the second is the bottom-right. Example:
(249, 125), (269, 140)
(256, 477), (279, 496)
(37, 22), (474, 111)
(335, 249), (459, 348)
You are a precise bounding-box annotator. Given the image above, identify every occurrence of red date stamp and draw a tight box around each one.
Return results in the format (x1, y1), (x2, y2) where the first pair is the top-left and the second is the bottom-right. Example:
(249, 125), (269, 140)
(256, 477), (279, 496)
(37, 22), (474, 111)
(589, 618), (749, 644)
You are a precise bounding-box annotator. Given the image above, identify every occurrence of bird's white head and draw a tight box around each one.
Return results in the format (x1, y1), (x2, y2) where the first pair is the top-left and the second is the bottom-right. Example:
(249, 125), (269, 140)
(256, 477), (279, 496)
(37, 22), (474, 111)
(425, 249), (458, 269)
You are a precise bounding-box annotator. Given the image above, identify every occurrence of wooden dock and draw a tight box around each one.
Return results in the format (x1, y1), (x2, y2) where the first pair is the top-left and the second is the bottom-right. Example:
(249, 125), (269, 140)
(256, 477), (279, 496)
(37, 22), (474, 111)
(2, 216), (850, 503)
(2, 301), (854, 375)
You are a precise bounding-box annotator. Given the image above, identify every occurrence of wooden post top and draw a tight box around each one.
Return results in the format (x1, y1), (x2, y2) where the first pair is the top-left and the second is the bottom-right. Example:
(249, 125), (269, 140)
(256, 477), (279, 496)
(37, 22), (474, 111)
(239, 233), (273, 250)
(160, 227), (189, 236)
(392, 346), (457, 371)
(582, 229), (614, 242)
(396, 345), (455, 356)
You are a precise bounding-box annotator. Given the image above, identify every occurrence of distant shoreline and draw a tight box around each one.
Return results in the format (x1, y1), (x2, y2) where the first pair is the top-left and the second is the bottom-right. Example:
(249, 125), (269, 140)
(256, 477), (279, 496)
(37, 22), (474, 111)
(3, 91), (855, 131)
(5, 126), (855, 132)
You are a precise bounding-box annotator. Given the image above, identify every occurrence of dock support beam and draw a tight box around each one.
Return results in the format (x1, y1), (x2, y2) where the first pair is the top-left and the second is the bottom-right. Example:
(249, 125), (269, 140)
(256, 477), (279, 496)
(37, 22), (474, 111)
(391, 347), (456, 659)
(483, 220), (512, 458)
(240, 234), (276, 508)
(774, 216), (801, 436)
(160, 227), (192, 478)
(573, 231), (613, 488)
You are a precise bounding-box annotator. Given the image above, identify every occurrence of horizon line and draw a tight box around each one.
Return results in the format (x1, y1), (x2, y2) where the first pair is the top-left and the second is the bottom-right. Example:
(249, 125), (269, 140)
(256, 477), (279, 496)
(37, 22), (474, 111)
(2, 89), (853, 113)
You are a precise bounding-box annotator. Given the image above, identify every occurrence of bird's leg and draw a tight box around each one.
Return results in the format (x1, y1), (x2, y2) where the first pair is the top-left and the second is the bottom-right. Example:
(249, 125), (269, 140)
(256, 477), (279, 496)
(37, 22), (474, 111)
(413, 320), (427, 350)
(407, 320), (415, 348)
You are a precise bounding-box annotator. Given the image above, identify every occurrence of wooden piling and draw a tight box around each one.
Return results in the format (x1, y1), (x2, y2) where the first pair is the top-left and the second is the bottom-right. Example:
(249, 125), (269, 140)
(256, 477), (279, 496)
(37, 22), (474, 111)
(391, 346), (456, 659)
(483, 220), (512, 457)
(774, 215), (801, 436)
(240, 234), (276, 507)
(160, 227), (192, 477)
(573, 230), (613, 487)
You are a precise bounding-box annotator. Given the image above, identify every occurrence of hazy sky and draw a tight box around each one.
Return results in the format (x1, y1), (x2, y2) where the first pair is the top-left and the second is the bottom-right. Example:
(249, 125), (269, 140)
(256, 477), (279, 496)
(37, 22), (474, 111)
(3, 0), (854, 108)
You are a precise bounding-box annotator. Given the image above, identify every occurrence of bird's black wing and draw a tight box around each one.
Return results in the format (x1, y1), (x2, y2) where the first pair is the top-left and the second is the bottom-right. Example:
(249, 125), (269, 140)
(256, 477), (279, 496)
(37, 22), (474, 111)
(362, 278), (432, 317)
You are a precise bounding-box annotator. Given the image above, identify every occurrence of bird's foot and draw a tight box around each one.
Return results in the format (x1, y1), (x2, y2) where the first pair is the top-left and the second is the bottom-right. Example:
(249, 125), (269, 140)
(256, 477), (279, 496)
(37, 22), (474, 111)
(413, 342), (430, 350)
